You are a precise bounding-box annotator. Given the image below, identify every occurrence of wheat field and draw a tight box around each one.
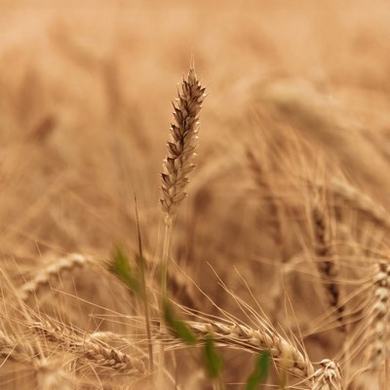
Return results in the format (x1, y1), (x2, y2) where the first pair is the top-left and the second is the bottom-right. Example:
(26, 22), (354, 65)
(0, 1), (389, 389)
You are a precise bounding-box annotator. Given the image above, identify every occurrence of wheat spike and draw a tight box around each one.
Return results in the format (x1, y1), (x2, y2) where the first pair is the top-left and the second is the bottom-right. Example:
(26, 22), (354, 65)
(311, 204), (344, 329)
(160, 68), (206, 216)
(312, 359), (342, 390)
(163, 319), (314, 378)
(31, 317), (145, 375)
(369, 260), (389, 370)
(19, 253), (92, 302)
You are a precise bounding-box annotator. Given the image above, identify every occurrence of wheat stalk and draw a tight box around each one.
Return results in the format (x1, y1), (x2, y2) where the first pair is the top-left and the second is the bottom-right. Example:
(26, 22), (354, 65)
(19, 253), (92, 302)
(159, 67), (206, 300)
(84, 318), (314, 379)
(369, 260), (389, 370)
(161, 319), (314, 378)
(158, 69), (206, 377)
(312, 359), (342, 390)
(311, 204), (344, 329)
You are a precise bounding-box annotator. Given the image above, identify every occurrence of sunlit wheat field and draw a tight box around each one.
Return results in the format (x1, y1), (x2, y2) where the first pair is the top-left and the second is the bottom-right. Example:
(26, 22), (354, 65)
(0, 1), (389, 389)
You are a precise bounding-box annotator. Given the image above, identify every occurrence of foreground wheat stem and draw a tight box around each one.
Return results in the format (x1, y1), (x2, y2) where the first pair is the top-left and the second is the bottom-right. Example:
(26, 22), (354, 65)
(160, 68), (206, 304)
(160, 216), (173, 307)
(159, 67), (205, 381)
(134, 196), (154, 371)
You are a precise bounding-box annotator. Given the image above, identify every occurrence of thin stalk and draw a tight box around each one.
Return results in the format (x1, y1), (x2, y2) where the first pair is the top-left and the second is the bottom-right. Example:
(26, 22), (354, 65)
(134, 195), (154, 371)
(158, 214), (173, 385)
(160, 215), (173, 305)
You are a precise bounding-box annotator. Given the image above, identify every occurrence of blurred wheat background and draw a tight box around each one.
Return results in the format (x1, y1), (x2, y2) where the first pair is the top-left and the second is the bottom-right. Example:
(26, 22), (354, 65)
(0, 1), (389, 389)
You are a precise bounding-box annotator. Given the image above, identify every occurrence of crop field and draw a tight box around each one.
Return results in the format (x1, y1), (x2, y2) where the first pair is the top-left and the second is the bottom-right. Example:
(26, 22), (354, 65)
(0, 1), (389, 389)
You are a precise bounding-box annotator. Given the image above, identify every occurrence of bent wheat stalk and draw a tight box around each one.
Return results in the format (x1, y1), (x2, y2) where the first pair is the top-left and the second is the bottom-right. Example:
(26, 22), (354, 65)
(19, 253), (92, 302)
(161, 319), (314, 378)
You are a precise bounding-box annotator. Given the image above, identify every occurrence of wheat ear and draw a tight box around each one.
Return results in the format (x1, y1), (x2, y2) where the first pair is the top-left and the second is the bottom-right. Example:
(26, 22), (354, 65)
(159, 69), (206, 379)
(160, 68), (205, 299)
(312, 359), (342, 390)
(160, 68), (206, 217)
(311, 205), (344, 329)
(163, 319), (314, 378)
(19, 253), (92, 302)
(369, 261), (389, 370)
(31, 318), (145, 375)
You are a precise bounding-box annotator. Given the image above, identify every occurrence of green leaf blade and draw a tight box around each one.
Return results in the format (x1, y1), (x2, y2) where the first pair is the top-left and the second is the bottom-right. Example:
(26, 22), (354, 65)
(110, 246), (141, 295)
(163, 300), (197, 345)
(202, 334), (223, 379)
(245, 351), (270, 390)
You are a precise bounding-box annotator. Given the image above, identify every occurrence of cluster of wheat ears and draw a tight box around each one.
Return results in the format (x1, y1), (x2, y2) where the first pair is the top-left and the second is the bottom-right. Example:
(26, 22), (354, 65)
(0, 67), (389, 390)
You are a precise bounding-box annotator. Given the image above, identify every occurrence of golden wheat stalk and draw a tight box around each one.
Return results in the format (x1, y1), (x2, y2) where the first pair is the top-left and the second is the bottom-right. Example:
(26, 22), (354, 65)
(160, 319), (314, 378)
(369, 261), (389, 370)
(311, 204), (344, 329)
(312, 359), (342, 390)
(158, 68), (205, 379)
(159, 68), (206, 329)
